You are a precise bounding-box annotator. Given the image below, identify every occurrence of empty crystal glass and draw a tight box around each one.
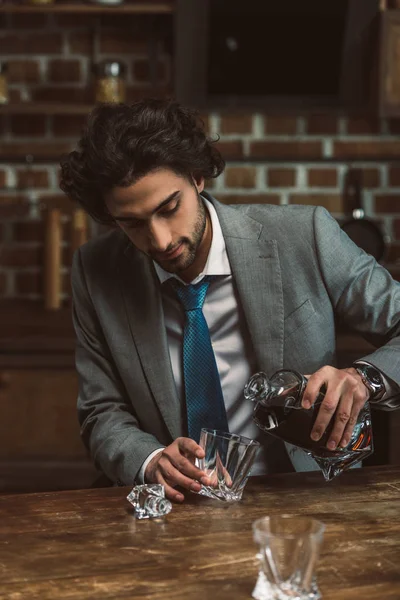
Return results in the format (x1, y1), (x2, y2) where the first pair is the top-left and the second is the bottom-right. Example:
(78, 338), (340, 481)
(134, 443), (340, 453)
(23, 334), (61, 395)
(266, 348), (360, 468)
(244, 369), (373, 481)
(197, 428), (260, 502)
(126, 484), (172, 519)
(252, 515), (325, 600)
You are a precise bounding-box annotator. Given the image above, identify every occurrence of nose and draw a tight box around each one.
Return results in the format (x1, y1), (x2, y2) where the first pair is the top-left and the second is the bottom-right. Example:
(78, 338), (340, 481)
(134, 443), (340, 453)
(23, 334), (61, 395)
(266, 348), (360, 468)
(147, 220), (172, 252)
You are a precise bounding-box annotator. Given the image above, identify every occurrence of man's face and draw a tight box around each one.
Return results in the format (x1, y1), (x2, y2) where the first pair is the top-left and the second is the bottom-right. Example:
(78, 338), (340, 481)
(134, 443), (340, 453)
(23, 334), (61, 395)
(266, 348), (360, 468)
(105, 169), (210, 280)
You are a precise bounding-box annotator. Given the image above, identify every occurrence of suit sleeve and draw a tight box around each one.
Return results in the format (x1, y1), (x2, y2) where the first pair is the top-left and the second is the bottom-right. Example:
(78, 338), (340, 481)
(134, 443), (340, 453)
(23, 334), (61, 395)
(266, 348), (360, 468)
(312, 206), (400, 410)
(72, 248), (164, 484)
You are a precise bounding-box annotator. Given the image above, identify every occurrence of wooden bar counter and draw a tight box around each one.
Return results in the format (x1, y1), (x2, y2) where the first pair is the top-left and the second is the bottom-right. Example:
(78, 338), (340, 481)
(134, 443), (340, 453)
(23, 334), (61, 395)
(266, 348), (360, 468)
(0, 465), (399, 599)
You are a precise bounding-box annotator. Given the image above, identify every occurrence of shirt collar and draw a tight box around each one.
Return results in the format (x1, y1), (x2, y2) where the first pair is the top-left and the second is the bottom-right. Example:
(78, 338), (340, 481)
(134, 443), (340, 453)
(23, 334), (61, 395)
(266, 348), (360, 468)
(153, 195), (231, 285)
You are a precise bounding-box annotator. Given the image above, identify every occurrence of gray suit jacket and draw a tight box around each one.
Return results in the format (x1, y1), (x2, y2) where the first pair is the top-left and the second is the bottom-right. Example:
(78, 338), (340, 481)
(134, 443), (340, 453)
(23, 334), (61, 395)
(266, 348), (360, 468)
(72, 196), (400, 484)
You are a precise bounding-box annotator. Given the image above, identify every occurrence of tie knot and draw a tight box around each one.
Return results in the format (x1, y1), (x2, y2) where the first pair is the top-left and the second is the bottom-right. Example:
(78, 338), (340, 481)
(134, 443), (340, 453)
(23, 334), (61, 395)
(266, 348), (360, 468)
(170, 276), (213, 311)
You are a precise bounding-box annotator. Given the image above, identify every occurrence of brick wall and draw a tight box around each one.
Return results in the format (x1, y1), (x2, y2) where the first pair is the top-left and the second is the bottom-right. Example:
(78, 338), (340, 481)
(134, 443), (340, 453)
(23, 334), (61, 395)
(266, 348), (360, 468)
(1, 13), (400, 301)
(209, 113), (400, 270)
(0, 10), (171, 301)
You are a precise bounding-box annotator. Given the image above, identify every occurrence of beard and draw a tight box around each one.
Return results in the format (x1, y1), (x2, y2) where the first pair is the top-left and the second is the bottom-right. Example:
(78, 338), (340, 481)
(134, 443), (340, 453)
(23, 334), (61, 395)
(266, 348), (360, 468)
(151, 194), (207, 274)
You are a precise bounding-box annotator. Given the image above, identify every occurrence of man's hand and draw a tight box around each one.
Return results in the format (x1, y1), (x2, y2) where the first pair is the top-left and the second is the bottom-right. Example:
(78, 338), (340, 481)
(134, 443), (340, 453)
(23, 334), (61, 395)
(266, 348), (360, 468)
(302, 366), (369, 450)
(145, 437), (211, 503)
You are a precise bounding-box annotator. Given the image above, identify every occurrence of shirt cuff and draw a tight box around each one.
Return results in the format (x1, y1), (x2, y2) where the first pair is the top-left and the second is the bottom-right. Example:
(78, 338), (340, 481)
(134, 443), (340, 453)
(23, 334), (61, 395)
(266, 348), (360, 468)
(137, 448), (165, 484)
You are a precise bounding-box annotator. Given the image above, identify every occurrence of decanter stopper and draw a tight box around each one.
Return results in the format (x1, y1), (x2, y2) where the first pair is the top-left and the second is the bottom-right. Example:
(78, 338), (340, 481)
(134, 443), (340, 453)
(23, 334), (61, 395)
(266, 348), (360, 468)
(243, 371), (270, 403)
(127, 484), (172, 519)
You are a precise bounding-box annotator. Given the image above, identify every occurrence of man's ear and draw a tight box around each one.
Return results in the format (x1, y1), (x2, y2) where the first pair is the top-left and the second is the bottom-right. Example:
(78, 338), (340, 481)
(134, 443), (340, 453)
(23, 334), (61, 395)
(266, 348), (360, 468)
(193, 176), (205, 193)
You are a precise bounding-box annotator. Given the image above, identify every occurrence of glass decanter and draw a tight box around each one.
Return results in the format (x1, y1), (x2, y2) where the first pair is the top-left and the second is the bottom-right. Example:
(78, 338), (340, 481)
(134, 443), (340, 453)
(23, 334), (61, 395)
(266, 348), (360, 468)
(244, 369), (373, 481)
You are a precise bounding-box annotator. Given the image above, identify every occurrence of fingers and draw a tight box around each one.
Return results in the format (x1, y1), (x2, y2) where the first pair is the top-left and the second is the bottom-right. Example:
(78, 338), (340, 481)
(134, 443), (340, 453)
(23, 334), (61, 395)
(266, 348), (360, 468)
(302, 368), (329, 410)
(215, 453), (233, 487)
(163, 439), (210, 484)
(154, 471), (185, 503)
(338, 386), (366, 448)
(310, 383), (342, 447)
(156, 456), (203, 499)
(326, 376), (365, 449)
(305, 367), (367, 450)
(176, 437), (205, 460)
(145, 437), (211, 503)
(207, 469), (218, 487)
(323, 391), (354, 450)
(337, 410), (358, 449)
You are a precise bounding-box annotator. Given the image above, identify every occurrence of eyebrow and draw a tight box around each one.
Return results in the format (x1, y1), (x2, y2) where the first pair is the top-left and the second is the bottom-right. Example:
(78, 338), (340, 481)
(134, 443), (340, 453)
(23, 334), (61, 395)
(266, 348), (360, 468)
(112, 191), (180, 222)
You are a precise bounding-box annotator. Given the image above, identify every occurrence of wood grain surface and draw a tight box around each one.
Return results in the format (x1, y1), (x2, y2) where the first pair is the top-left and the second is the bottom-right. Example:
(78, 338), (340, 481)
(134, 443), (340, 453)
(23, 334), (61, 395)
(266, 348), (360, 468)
(0, 466), (399, 599)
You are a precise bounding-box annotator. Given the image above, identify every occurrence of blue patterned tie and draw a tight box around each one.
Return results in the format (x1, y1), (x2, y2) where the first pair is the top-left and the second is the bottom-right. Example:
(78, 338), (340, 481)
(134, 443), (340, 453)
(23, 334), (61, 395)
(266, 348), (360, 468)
(170, 276), (229, 443)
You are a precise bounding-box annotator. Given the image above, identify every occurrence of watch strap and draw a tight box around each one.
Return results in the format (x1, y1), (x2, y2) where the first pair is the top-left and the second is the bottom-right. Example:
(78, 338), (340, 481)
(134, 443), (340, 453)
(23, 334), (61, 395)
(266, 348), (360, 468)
(353, 364), (385, 402)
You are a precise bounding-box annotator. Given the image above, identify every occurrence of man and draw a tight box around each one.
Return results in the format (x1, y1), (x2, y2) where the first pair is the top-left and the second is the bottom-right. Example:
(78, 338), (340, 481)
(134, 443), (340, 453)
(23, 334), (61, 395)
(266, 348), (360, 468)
(61, 99), (400, 502)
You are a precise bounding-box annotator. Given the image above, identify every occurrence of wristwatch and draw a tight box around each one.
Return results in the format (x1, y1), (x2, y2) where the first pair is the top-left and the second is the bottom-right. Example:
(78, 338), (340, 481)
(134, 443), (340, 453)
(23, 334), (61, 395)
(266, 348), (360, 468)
(353, 363), (385, 402)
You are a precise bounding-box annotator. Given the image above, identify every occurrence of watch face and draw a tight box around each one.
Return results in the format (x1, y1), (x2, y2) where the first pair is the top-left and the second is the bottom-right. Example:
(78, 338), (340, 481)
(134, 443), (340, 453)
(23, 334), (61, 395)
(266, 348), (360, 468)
(364, 366), (383, 387)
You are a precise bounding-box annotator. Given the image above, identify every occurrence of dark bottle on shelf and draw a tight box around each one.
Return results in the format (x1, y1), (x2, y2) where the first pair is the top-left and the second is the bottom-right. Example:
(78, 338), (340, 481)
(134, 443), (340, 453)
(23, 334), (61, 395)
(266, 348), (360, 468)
(244, 369), (373, 481)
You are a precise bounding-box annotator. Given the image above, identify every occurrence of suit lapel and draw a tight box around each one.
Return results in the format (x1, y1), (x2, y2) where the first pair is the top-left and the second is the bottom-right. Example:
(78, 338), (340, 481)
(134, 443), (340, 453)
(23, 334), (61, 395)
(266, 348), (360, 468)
(213, 199), (284, 375)
(120, 244), (182, 440)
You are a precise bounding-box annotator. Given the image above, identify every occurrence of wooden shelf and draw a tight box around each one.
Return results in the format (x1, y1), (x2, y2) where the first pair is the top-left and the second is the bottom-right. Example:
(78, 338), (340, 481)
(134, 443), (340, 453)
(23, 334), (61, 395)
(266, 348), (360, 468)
(0, 103), (94, 115)
(0, 1), (174, 14)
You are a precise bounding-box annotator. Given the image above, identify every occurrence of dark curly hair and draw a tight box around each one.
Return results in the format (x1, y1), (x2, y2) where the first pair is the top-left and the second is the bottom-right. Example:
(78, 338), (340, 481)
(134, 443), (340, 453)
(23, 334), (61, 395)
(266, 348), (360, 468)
(60, 98), (225, 225)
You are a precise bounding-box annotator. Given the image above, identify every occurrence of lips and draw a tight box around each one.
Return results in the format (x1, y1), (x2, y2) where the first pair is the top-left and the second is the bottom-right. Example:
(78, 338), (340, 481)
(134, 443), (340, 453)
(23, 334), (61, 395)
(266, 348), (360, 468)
(157, 242), (183, 261)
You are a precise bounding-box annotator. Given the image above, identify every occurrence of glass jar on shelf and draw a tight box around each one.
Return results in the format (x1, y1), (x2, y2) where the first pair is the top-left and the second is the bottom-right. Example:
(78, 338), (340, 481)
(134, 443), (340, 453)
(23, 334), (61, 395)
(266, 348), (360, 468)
(93, 60), (127, 104)
(0, 63), (9, 105)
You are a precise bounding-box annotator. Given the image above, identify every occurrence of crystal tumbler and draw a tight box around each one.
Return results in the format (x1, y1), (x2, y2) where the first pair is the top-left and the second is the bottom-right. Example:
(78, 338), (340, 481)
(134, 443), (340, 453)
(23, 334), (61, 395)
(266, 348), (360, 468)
(252, 515), (325, 600)
(197, 428), (260, 502)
